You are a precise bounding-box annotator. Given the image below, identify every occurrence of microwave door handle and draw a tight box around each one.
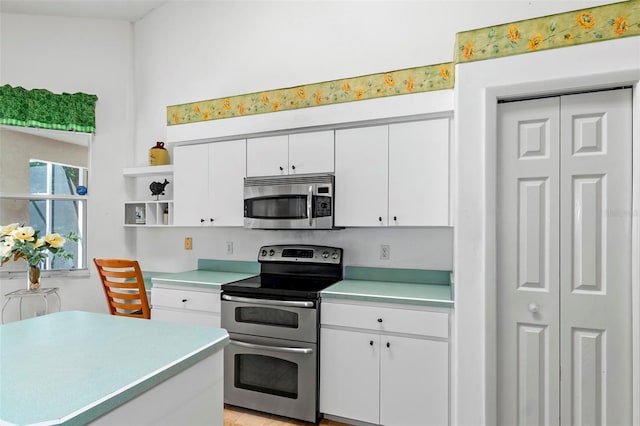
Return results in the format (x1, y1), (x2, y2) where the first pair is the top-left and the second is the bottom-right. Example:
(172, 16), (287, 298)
(307, 185), (313, 226)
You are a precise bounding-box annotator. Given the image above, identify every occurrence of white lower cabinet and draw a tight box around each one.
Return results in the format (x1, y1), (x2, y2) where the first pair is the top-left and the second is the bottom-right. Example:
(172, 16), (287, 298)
(320, 301), (450, 425)
(151, 285), (220, 327)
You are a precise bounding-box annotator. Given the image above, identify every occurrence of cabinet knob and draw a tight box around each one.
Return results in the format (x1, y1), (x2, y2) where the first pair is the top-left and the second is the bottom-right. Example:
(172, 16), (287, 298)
(181, 299), (188, 303)
(279, 166), (284, 171)
(377, 318), (383, 323)
(210, 218), (214, 222)
(393, 216), (397, 221)
(528, 302), (539, 313)
(370, 340), (374, 346)
(291, 165), (296, 170)
(386, 342), (390, 348)
(200, 218), (205, 223)
(378, 216), (383, 222)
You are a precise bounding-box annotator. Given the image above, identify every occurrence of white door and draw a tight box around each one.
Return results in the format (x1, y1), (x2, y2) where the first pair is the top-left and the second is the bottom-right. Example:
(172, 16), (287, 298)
(288, 130), (334, 174)
(209, 139), (245, 226)
(335, 125), (389, 227)
(389, 119), (450, 226)
(173, 143), (210, 226)
(246, 135), (288, 176)
(379, 335), (449, 426)
(319, 328), (380, 424)
(497, 89), (632, 425)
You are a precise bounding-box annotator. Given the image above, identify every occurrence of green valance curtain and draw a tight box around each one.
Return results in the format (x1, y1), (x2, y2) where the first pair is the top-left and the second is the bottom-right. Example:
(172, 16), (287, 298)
(0, 85), (98, 133)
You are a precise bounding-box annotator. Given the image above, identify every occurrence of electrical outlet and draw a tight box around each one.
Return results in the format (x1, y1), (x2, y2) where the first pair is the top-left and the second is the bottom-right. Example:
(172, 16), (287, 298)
(184, 237), (192, 250)
(380, 244), (390, 260)
(226, 241), (234, 255)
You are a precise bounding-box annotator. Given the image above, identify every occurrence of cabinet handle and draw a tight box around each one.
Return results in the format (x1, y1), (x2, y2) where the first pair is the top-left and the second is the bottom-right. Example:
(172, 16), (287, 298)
(370, 340), (374, 346)
(377, 318), (383, 323)
(386, 342), (390, 348)
(181, 299), (188, 303)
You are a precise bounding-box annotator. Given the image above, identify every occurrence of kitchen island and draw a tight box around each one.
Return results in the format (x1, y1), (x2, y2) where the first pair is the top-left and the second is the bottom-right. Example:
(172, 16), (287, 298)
(0, 311), (228, 425)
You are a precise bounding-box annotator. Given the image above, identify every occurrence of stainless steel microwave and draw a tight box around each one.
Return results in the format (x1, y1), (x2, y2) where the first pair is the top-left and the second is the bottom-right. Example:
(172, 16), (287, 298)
(243, 173), (335, 229)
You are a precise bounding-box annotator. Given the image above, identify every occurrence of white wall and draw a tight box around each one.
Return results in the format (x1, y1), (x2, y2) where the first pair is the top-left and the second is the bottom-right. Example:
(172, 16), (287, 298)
(132, 0), (614, 274)
(0, 13), (134, 314)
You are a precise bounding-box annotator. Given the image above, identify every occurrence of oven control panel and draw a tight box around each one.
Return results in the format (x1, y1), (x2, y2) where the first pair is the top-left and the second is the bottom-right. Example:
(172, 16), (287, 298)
(258, 245), (342, 264)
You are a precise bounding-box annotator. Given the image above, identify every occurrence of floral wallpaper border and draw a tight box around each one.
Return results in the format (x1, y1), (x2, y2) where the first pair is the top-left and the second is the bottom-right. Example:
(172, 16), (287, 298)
(455, 0), (639, 63)
(168, 0), (638, 126)
(167, 63), (454, 126)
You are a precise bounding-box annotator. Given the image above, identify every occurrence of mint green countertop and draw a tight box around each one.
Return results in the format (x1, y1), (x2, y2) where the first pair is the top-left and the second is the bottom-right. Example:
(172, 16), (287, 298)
(150, 259), (259, 290)
(321, 266), (454, 308)
(0, 311), (228, 426)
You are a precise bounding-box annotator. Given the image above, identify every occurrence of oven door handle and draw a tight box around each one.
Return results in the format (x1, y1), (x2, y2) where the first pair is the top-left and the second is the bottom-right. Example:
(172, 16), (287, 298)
(222, 294), (314, 308)
(230, 339), (314, 354)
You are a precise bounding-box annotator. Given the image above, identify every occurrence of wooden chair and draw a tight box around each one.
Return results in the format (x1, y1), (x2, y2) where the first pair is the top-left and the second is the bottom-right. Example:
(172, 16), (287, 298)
(93, 258), (150, 319)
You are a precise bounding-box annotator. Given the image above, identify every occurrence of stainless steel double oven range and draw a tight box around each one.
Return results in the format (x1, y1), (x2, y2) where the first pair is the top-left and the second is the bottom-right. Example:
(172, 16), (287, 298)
(221, 244), (343, 423)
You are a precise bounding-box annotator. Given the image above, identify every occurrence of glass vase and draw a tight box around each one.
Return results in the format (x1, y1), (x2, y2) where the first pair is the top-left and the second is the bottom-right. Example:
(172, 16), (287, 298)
(27, 264), (41, 291)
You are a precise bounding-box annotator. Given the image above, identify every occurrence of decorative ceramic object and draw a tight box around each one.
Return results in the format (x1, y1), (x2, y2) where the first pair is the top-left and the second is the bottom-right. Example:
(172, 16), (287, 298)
(150, 179), (170, 201)
(149, 141), (169, 166)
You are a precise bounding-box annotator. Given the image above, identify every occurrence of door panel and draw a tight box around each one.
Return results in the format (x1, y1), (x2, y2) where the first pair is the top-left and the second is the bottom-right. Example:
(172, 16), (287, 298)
(498, 88), (632, 426)
(560, 89), (632, 426)
(498, 96), (561, 426)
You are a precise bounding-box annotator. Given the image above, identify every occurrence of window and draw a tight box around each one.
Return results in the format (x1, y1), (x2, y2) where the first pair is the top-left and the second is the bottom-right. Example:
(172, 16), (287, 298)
(0, 127), (89, 274)
(27, 160), (87, 270)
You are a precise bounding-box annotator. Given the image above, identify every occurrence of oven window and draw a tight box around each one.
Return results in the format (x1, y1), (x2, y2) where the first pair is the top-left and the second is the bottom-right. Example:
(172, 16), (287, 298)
(235, 307), (299, 328)
(245, 196), (308, 219)
(235, 354), (298, 399)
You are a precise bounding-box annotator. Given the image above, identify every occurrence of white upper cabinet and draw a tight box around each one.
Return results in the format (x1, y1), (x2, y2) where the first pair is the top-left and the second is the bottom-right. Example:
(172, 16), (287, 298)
(288, 130), (334, 174)
(388, 119), (449, 226)
(173, 139), (246, 226)
(246, 135), (289, 177)
(246, 131), (334, 177)
(335, 125), (389, 227)
(335, 118), (450, 227)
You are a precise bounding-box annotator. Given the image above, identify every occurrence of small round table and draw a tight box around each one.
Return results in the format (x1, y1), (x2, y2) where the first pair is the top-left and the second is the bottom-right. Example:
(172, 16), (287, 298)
(1, 288), (61, 323)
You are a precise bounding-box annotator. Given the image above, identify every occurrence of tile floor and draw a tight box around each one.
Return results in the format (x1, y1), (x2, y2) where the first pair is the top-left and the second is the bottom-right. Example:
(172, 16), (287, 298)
(224, 405), (351, 426)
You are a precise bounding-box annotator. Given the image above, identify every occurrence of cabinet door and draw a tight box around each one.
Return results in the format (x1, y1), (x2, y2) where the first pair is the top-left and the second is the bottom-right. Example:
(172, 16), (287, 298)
(335, 125), (388, 226)
(210, 139), (246, 226)
(388, 119), (449, 226)
(246, 135), (288, 177)
(320, 328), (380, 424)
(288, 130), (334, 174)
(173, 144), (210, 226)
(380, 336), (449, 426)
(151, 308), (220, 328)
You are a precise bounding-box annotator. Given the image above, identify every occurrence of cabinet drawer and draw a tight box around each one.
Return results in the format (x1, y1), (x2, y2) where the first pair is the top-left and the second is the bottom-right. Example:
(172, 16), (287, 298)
(321, 302), (449, 339)
(151, 308), (220, 328)
(151, 287), (220, 313)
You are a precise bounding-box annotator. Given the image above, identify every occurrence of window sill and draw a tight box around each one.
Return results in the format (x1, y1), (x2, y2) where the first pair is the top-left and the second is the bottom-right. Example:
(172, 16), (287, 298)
(0, 269), (90, 280)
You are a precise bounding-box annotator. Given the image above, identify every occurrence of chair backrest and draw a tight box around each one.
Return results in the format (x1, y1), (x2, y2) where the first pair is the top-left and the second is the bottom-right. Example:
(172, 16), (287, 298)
(93, 258), (150, 319)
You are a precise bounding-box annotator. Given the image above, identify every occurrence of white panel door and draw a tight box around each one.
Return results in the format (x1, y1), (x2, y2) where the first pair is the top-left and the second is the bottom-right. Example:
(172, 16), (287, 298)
(173, 143), (210, 226)
(389, 119), (449, 226)
(497, 97), (561, 426)
(288, 130), (334, 174)
(246, 135), (288, 176)
(497, 89), (632, 425)
(559, 89), (632, 426)
(334, 125), (388, 226)
(209, 139), (246, 226)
